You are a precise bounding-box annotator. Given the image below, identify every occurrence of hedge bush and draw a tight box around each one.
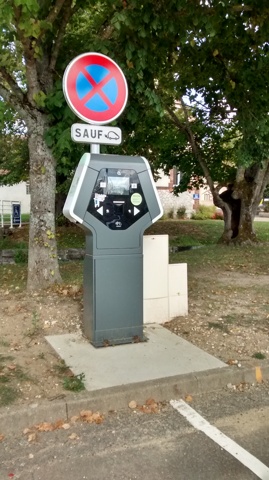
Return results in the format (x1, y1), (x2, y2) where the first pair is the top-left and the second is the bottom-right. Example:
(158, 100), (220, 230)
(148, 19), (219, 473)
(191, 205), (216, 220)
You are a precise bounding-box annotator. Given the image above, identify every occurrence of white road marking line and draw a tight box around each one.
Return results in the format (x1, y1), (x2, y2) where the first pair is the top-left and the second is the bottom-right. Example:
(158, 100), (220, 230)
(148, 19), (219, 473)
(170, 399), (269, 480)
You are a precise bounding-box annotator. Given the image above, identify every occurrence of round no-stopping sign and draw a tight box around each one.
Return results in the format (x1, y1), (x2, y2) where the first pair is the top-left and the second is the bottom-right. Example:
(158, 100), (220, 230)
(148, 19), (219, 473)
(63, 53), (128, 125)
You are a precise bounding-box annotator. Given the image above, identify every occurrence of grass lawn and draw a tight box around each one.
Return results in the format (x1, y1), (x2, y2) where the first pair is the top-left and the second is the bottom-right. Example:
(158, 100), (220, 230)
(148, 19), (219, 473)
(147, 219), (269, 245)
(0, 219), (268, 290)
(170, 243), (269, 274)
(1, 218), (269, 250)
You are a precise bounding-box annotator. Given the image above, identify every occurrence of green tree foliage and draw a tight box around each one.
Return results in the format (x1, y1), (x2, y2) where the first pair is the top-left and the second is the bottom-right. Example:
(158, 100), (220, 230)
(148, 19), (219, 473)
(108, 0), (269, 243)
(0, 0), (137, 288)
(0, 0), (99, 289)
(0, 0), (268, 250)
(0, 106), (29, 185)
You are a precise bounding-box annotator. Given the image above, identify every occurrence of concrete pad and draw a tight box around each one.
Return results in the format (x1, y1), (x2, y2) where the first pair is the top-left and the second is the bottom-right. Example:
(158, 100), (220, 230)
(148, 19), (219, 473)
(46, 324), (226, 392)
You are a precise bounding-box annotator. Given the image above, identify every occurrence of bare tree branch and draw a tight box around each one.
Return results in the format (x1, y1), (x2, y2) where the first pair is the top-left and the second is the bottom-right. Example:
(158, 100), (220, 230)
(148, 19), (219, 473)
(49, 0), (73, 71)
(45, 0), (68, 26)
(0, 67), (25, 102)
(255, 160), (269, 202)
(11, 2), (33, 57)
(0, 83), (32, 121)
(179, 97), (216, 194)
(166, 99), (228, 210)
(165, 105), (187, 134)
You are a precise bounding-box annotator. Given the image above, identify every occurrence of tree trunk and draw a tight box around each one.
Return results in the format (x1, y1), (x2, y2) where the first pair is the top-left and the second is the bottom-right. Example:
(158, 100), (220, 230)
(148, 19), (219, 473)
(233, 162), (269, 244)
(217, 172), (264, 245)
(217, 203), (233, 244)
(55, 192), (67, 219)
(27, 114), (62, 290)
(235, 186), (258, 244)
(218, 185), (241, 242)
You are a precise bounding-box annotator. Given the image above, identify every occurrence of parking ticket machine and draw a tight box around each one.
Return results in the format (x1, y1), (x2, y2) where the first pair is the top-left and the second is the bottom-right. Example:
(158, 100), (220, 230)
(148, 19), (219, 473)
(63, 153), (163, 347)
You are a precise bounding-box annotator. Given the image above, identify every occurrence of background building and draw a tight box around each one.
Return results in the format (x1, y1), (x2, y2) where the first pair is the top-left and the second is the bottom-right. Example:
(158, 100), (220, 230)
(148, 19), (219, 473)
(0, 181), (30, 214)
(0, 172), (216, 220)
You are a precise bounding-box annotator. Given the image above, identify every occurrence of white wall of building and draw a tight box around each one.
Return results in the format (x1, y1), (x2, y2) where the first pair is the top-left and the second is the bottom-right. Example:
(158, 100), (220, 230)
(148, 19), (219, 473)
(155, 170), (194, 218)
(158, 189), (194, 218)
(0, 182), (30, 213)
(155, 169), (170, 188)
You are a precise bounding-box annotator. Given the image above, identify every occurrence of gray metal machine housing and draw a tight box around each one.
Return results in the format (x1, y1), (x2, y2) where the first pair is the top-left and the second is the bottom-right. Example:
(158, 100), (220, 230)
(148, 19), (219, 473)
(63, 153), (163, 347)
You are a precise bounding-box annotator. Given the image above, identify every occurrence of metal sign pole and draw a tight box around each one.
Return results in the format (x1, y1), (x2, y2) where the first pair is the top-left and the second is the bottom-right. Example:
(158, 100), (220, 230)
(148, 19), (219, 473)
(90, 144), (100, 154)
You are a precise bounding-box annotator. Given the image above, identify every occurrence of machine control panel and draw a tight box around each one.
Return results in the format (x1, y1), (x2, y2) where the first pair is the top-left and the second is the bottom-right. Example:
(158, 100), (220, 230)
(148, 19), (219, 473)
(63, 153), (163, 239)
(87, 168), (148, 230)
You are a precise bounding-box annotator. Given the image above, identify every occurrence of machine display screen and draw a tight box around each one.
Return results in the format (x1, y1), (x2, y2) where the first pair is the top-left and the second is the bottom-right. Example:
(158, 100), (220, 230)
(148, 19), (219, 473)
(107, 176), (129, 196)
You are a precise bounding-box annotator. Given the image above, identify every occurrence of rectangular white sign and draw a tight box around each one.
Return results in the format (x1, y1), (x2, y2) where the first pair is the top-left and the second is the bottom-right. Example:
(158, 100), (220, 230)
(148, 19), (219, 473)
(71, 123), (122, 145)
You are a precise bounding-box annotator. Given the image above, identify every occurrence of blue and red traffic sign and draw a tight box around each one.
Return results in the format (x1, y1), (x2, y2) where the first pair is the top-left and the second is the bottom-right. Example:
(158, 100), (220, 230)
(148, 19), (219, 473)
(63, 53), (128, 125)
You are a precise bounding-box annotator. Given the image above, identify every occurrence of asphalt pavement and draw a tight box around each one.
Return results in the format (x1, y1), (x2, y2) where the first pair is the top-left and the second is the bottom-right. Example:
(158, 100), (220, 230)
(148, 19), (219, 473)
(1, 382), (269, 479)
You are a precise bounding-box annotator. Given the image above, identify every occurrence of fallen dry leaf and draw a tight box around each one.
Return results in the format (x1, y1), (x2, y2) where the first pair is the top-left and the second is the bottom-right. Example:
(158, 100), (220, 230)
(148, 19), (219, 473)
(91, 412), (104, 424)
(226, 359), (238, 365)
(70, 415), (79, 423)
(139, 405), (153, 413)
(0, 434), (5, 441)
(53, 419), (65, 429)
(129, 398), (161, 414)
(68, 432), (79, 440)
(139, 402), (159, 414)
(185, 395), (193, 403)
(35, 422), (54, 432)
(145, 398), (156, 406)
(80, 410), (93, 418)
(28, 432), (37, 442)
(61, 423), (71, 430)
(79, 410), (104, 424)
